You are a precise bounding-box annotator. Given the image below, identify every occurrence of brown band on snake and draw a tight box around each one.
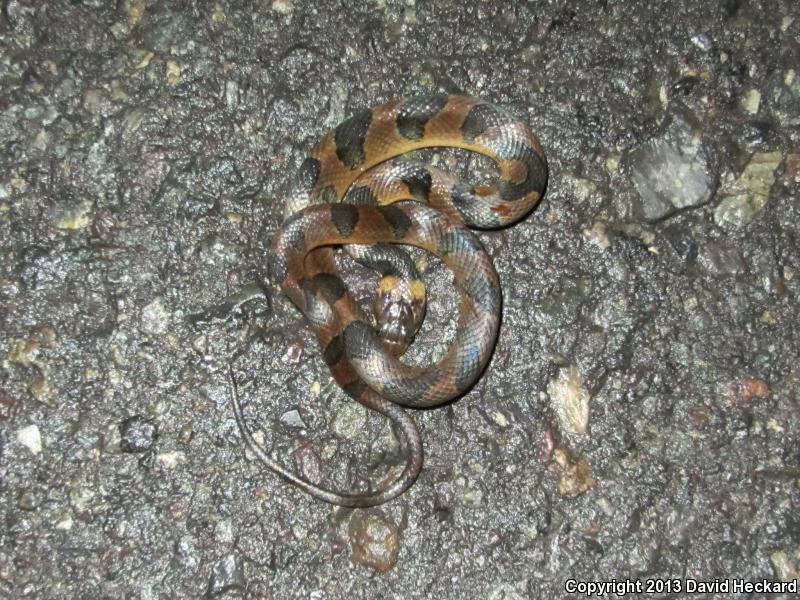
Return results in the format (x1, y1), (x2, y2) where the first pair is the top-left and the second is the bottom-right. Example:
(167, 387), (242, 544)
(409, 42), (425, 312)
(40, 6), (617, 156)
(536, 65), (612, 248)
(231, 94), (547, 507)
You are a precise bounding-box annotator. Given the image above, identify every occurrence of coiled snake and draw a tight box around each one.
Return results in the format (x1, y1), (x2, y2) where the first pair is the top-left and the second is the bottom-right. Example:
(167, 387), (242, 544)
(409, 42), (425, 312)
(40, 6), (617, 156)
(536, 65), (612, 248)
(229, 94), (547, 507)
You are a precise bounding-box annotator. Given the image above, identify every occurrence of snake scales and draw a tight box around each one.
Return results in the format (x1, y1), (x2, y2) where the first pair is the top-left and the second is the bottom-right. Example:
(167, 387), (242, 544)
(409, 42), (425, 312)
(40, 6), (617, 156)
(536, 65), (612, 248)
(229, 94), (547, 506)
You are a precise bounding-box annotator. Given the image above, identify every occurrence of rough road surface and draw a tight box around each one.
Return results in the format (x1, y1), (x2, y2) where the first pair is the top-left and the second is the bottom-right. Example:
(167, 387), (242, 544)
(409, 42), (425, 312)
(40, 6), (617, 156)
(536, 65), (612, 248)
(1, 1), (798, 598)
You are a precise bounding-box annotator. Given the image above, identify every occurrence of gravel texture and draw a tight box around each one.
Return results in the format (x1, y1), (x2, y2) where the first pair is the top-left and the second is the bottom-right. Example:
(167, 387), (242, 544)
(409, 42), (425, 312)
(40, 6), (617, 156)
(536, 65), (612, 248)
(1, 1), (799, 598)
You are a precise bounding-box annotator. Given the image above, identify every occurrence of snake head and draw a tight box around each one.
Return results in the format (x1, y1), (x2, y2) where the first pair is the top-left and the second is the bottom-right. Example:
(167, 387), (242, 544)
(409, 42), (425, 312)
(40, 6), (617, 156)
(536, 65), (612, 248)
(374, 275), (426, 357)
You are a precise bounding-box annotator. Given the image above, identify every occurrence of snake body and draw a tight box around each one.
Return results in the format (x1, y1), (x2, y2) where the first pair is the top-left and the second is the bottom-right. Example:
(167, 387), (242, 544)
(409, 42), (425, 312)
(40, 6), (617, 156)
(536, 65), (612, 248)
(231, 94), (547, 506)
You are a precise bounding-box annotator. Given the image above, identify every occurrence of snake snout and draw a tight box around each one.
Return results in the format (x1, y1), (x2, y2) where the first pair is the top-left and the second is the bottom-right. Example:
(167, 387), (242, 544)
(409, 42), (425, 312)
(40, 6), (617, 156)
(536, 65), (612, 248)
(375, 283), (425, 357)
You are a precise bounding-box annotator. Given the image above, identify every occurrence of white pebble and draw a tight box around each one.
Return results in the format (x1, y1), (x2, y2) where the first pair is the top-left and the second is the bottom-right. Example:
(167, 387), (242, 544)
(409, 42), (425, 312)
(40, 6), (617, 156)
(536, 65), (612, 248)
(271, 0), (293, 14)
(156, 451), (186, 468)
(17, 425), (42, 454)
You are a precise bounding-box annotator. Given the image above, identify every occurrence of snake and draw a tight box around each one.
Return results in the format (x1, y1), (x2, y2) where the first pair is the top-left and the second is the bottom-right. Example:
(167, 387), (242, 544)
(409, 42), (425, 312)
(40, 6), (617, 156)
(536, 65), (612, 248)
(229, 94), (547, 507)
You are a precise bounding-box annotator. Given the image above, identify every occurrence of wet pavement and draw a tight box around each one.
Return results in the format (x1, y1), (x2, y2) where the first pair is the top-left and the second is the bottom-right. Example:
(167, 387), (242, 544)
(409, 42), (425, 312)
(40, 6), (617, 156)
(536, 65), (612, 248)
(1, 1), (798, 598)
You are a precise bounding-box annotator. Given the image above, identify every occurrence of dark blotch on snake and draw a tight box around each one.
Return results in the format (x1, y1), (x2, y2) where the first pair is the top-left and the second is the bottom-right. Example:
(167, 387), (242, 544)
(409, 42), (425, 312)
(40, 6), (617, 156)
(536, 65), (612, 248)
(450, 182), (474, 209)
(449, 182), (503, 229)
(379, 204), (413, 239)
(322, 334), (344, 366)
(295, 156), (321, 194)
(397, 94), (449, 141)
(462, 274), (501, 315)
(342, 378), (367, 400)
(437, 229), (484, 257)
(334, 108), (373, 170)
(345, 185), (378, 205)
(330, 203), (359, 237)
(343, 320), (378, 361)
(380, 369), (441, 405)
(399, 162), (433, 202)
(454, 335), (483, 390)
(311, 272), (347, 304)
(281, 209), (307, 252)
(320, 184), (338, 204)
(497, 145), (547, 202)
(461, 103), (518, 142)
(298, 277), (316, 307)
(348, 244), (417, 279)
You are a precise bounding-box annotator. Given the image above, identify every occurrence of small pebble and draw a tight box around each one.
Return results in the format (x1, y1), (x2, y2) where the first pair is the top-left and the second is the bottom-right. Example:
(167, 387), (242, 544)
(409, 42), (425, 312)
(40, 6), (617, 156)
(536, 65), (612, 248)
(208, 554), (245, 596)
(16, 425), (42, 454)
(714, 152), (783, 228)
(156, 451), (186, 468)
(348, 511), (401, 572)
(119, 416), (158, 453)
(332, 402), (367, 441)
(294, 444), (323, 485)
(55, 514), (73, 530)
(280, 409), (306, 428)
(17, 491), (39, 511)
(179, 423), (194, 444)
(140, 298), (170, 336)
(166, 61), (181, 86)
(547, 366), (591, 435)
(271, 0), (293, 15)
(70, 486), (95, 512)
(553, 448), (595, 497)
(282, 340), (304, 364)
(741, 89), (761, 115)
(627, 116), (713, 220)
